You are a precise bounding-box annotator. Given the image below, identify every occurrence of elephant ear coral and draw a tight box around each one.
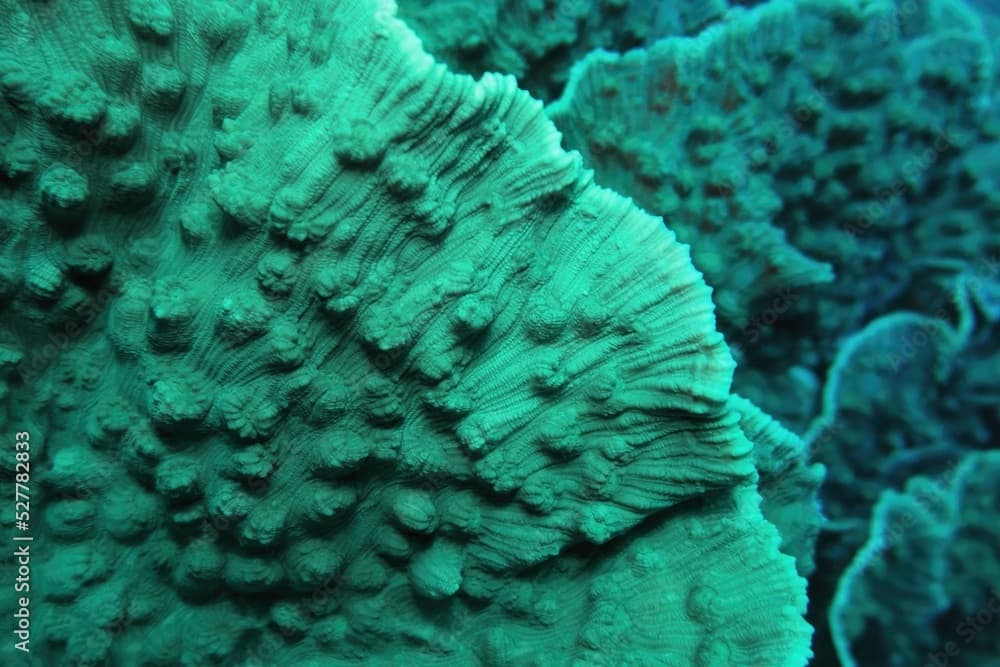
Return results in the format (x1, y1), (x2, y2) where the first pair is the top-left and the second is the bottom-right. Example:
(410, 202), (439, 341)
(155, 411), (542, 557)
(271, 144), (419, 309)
(1, 0), (810, 664)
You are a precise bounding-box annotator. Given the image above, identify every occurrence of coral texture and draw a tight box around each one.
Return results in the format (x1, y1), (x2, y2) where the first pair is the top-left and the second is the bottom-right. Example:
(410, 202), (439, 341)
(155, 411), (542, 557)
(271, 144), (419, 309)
(804, 269), (997, 542)
(830, 449), (1000, 666)
(547, 0), (999, 397)
(395, 0), (756, 101)
(731, 394), (825, 578)
(0, 0), (811, 665)
(543, 6), (999, 654)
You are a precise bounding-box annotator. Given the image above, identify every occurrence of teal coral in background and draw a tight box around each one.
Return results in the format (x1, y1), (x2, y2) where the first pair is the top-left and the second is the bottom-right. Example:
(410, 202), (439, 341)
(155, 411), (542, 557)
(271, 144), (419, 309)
(547, 0), (998, 381)
(394, 0), (753, 101)
(830, 450), (1000, 667)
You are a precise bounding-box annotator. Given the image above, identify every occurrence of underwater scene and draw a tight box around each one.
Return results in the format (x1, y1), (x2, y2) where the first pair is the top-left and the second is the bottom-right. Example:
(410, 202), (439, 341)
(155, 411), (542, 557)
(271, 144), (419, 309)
(0, 0), (997, 665)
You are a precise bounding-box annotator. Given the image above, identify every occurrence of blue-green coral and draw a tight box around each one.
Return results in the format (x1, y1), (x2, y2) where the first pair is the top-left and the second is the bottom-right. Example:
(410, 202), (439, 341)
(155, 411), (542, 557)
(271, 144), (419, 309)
(830, 449), (1000, 666)
(395, 0), (747, 101)
(549, 0), (998, 348)
(3, 0), (998, 665)
(0, 0), (813, 665)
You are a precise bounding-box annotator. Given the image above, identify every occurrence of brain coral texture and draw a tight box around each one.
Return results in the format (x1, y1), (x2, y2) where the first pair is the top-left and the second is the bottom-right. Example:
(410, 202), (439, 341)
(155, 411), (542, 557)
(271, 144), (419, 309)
(0, 0), (812, 665)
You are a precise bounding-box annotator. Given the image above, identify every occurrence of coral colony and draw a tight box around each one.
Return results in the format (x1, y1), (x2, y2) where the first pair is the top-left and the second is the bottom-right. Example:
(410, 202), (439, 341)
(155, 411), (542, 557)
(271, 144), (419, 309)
(0, 0), (996, 665)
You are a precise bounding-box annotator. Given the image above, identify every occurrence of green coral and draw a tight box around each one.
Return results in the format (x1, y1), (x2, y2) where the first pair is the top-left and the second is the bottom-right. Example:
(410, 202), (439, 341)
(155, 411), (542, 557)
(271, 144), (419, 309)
(804, 268), (997, 554)
(396, 0), (746, 101)
(548, 0), (839, 330)
(548, 0), (998, 402)
(731, 394), (825, 578)
(0, 0), (811, 665)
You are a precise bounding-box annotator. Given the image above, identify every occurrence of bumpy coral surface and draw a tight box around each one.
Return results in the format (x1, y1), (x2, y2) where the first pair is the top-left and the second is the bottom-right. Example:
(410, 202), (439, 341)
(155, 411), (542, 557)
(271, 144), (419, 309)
(395, 0), (761, 101)
(0, 0), (812, 665)
(549, 0), (839, 330)
(548, 0), (999, 396)
(546, 16), (1000, 656)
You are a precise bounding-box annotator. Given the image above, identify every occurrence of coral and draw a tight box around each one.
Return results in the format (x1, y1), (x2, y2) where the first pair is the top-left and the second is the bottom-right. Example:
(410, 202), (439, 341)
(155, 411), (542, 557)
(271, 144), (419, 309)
(546, 14), (1000, 657)
(829, 449), (1000, 667)
(0, 0), (810, 665)
(395, 0), (755, 101)
(731, 395), (825, 577)
(802, 267), (999, 665)
(548, 0), (999, 373)
(548, 0), (839, 330)
(804, 269), (998, 557)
